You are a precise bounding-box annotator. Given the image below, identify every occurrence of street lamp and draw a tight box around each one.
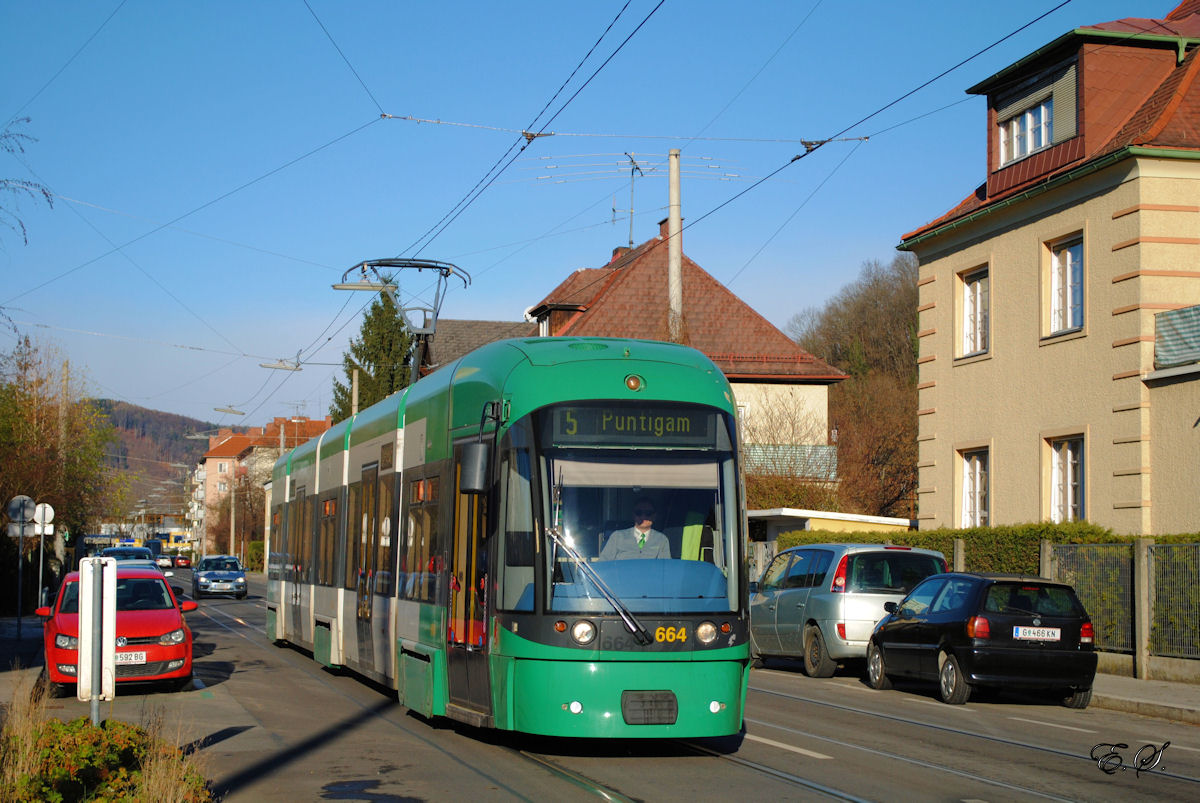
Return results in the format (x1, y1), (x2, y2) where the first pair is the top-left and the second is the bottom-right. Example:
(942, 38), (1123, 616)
(214, 405), (245, 416)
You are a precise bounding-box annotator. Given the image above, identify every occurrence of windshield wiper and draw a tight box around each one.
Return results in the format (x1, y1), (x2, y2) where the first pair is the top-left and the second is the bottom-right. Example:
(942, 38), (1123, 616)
(546, 526), (652, 645)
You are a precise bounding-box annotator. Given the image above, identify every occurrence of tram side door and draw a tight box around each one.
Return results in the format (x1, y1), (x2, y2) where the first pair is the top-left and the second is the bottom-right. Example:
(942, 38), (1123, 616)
(447, 453), (491, 716)
(356, 464), (380, 668)
(289, 488), (307, 639)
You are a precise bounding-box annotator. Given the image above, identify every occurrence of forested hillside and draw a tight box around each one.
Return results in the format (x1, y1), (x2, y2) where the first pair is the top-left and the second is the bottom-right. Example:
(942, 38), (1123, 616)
(94, 399), (216, 474)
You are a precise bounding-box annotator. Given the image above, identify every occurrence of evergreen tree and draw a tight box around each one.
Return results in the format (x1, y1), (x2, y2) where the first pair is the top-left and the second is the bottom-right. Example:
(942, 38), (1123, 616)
(329, 292), (412, 422)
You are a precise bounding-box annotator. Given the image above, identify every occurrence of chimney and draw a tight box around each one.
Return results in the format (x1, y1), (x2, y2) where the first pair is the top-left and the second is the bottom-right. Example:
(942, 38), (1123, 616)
(611, 246), (631, 264)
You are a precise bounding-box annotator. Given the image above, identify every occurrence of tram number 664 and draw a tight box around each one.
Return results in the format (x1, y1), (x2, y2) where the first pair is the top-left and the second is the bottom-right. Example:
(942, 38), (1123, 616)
(655, 626), (687, 643)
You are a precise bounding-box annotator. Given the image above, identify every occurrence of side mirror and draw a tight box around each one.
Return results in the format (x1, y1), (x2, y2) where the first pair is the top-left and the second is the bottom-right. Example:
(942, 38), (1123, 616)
(164, 570), (175, 577)
(180, 600), (199, 613)
(460, 440), (490, 494)
(883, 601), (898, 614)
(34, 606), (51, 618)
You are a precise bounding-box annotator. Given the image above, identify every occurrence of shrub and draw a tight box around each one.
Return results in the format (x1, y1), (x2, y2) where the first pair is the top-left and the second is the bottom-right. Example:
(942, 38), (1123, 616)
(0, 672), (211, 802)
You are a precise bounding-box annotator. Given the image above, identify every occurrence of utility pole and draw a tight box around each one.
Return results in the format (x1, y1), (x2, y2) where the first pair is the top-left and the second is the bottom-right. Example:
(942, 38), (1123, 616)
(667, 148), (683, 343)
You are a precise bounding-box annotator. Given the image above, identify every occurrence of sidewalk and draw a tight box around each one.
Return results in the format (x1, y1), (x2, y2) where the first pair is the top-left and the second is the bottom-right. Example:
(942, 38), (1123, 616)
(2, 616), (1199, 724)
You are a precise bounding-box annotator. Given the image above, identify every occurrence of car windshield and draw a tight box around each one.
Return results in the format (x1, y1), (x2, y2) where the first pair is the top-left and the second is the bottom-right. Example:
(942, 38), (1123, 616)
(58, 577), (174, 612)
(201, 559), (240, 571)
(984, 583), (1085, 617)
(102, 548), (152, 560)
(847, 551), (944, 594)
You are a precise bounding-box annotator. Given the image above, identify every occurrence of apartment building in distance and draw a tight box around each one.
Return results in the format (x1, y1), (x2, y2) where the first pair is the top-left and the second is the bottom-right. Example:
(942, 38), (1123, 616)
(899, 1), (1200, 535)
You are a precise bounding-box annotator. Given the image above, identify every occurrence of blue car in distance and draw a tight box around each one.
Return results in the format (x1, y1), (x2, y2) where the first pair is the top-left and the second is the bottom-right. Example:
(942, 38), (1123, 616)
(192, 555), (247, 599)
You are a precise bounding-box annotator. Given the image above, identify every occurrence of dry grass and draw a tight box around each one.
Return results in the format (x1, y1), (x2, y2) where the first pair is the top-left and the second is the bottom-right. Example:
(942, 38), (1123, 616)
(0, 664), (47, 795)
(0, 664), (212, 802)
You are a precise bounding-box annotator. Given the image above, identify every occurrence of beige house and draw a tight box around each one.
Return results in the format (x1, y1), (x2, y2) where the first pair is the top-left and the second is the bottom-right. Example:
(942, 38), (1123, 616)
(899, 1), (1200, 535)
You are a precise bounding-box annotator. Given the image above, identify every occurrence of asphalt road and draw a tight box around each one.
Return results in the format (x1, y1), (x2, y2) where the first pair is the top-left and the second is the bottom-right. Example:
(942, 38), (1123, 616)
(31, 572), (1200, 801)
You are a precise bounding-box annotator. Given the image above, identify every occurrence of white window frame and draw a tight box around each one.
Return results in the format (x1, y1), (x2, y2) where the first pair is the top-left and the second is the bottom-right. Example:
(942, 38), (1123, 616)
(961, 267), (989, 356)
(1050, 436), (1084, 523)
(1050, 238), (1083, 334)
(960, 449), (989, 528)
(999, 97), (1053, 165)
(218, 481), (228, 493)
(218, 461), (228, 474)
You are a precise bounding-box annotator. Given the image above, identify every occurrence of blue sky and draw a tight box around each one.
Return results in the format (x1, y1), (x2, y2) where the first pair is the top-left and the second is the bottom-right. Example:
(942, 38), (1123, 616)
(1, 0), (1169, 425)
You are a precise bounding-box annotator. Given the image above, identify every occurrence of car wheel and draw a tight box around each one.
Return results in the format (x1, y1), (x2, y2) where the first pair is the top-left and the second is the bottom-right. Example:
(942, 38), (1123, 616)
(236, 592), (247, 600)
(803, 625), (837, 678)
(866, 641), (892, 690)
(938, 652), (971, 704)
(1062, 687), (1092, 709)
(40, 669), (69, 699)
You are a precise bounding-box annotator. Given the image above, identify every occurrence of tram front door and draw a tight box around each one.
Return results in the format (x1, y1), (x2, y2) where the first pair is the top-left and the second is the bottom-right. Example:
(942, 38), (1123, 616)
(447, 451), (491, 720)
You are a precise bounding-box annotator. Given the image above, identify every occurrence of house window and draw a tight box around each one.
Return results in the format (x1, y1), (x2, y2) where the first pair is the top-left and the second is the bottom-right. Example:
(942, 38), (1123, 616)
(1050, 436), (1084, 523)
(1050, 238), (1083, 334)
(960, 449), (989, 528)
(218, 462), (228, 474)
(218, 481), (228, 493)
(999, 98), (1053, 165)
(961, 267), (989, 356)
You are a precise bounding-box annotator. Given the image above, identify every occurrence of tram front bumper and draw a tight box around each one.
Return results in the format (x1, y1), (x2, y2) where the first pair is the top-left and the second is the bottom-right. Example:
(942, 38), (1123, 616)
(505, 657), (747, 738)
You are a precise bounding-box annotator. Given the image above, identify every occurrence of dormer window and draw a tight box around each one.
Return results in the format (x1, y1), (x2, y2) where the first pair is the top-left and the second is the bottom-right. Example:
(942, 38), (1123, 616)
(999, 97), (1053, 165)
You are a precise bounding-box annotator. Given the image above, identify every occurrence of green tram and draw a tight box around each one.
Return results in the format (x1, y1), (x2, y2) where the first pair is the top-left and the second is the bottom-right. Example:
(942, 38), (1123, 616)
(266, 337), (750, 738)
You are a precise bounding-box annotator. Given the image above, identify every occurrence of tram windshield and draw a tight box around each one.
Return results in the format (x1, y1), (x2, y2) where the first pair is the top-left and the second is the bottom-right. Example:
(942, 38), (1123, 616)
(495, 402), (741, 615)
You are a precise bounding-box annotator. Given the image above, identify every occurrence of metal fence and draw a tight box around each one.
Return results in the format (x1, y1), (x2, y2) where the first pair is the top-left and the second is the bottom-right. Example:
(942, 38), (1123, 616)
(1053, 543), (1134, 654)
(1148, 543), (1200, 659)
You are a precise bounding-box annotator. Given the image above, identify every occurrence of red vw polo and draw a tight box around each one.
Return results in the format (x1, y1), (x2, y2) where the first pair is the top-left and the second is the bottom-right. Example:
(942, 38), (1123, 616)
(36, 567), (198, 696)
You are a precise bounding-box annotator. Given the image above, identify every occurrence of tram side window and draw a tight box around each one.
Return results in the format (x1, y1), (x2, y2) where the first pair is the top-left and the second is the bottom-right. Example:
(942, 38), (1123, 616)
(377, 474), (395, 596)
(345, 482), (361, 589)
(301, 495), (315, 583)
(498, 446), (535, 612)
(272, 505), (285, 580)
(318, 496), (337, 586)
(402, 476), (441, 603)
(288, 489), (305, 581)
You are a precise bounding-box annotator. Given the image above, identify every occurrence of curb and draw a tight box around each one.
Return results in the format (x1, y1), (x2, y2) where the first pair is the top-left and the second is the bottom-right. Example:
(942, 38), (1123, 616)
(1091, 693), (1200, 726)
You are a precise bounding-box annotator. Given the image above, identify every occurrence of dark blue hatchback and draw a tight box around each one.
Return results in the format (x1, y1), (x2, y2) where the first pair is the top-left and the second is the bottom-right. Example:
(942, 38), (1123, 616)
(867, 572), (1097, 708)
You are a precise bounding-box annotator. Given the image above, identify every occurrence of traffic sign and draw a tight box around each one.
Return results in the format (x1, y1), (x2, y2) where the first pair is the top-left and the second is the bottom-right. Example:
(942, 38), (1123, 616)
(34, 502), (54, 525)
(7, 521), (34, 539)
(7, 495), (34, 522)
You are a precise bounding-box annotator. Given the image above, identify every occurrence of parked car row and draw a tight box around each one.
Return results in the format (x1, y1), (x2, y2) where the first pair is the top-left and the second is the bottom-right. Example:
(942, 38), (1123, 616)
(36, 554), (248, 698)
(750, 543), (1097, 709)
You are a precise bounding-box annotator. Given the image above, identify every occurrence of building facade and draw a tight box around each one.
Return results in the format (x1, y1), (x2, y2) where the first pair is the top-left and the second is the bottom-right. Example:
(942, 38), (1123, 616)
(900, 2), (1200, 535)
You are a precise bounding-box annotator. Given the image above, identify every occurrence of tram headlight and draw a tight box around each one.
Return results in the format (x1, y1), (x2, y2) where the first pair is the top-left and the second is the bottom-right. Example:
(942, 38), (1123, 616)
(571, 620), (597, 645)
(696, 621), (718, 645)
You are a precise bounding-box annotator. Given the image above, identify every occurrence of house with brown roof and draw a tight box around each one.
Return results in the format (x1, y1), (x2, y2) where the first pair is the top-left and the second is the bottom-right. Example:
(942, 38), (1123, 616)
(899, 1), (1200, 534)
(528, 219), (846, 479)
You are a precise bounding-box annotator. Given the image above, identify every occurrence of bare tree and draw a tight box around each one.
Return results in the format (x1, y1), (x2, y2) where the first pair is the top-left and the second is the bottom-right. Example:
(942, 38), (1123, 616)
(0, 119), (53, 247)
(785, 253), (919, 517)
(739, 387), (840, 511)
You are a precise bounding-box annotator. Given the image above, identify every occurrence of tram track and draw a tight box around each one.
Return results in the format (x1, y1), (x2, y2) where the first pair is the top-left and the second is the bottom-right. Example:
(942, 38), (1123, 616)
(749, 682), (1200, 789)
(197, 604), (876, 800)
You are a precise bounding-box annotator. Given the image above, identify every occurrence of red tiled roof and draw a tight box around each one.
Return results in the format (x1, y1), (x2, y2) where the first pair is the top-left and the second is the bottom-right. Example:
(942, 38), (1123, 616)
(531, 228), (844, 382)
(902, 3), (1200, 246)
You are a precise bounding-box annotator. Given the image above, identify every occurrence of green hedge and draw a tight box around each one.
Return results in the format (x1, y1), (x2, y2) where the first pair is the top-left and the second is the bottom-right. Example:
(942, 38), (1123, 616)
(774, 522), (1200, 575)
(245, 540), (264, 572)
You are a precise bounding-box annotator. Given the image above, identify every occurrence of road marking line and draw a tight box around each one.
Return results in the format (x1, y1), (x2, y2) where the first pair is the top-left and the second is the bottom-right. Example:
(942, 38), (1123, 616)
(745, 733), (832, 759)
(907, 698), (974, 711)
(1009, 716), (1096, 734)
(1140, 738), (1197, 753)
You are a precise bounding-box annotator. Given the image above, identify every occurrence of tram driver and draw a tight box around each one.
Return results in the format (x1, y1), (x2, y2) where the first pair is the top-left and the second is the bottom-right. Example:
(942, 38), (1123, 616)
(599, 497), (671, 560)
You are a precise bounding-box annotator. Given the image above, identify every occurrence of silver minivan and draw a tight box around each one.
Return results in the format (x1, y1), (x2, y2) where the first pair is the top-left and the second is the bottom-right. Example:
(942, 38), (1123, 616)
(750, 543), (947, 676)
